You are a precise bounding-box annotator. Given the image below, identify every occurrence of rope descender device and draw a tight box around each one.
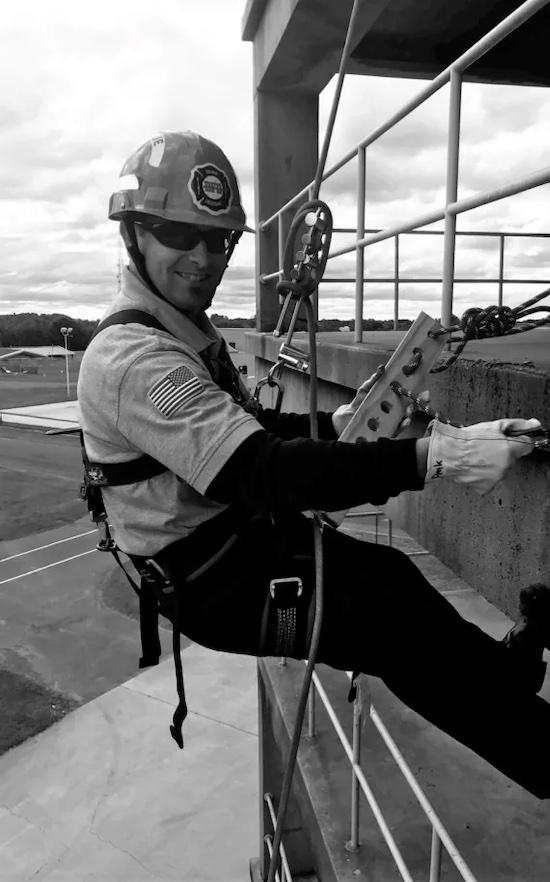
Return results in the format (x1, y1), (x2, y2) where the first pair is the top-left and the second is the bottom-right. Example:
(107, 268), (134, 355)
(251, 199), (333, 415)
(274, 198), (333, 340)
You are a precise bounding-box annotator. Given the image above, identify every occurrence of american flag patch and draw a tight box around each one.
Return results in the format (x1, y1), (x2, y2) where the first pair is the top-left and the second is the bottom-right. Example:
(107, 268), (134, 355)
(148, 365), (203, 417)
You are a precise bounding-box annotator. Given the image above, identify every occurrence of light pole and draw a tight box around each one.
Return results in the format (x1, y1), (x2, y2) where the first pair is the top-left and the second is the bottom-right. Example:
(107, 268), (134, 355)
(60, 326), (73, 398)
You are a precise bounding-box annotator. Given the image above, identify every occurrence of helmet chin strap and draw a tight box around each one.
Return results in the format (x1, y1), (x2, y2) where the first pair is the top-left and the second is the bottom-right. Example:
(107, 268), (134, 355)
(120, 219), (168, 303)
(120, 219), (240, 316)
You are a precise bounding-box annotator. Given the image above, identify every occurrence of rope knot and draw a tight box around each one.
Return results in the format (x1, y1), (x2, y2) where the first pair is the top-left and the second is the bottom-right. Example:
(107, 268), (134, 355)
(460, 305), (515, 340)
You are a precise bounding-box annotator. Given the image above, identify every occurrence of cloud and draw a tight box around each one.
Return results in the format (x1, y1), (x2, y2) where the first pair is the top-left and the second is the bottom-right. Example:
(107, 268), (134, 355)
(1, 6), (550, 326)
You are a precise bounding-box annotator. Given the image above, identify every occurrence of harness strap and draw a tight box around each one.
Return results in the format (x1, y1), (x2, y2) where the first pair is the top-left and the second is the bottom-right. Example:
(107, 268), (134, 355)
(91, 308), (170, 340)
(136, 570), (163, 669)
(259, 576), (303, 657)
(85, 456), (168, 487)
(81, 309), (247, 747)
(170, 589), (188, 749)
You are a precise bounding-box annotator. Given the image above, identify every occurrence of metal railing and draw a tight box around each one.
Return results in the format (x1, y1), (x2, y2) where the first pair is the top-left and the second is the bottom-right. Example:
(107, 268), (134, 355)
(262, 226), (550, 330)
(259, 0), (550, 341)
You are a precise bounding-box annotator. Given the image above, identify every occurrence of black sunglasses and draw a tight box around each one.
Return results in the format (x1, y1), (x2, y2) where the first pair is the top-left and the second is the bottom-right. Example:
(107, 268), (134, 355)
(137, 220), (233, 254)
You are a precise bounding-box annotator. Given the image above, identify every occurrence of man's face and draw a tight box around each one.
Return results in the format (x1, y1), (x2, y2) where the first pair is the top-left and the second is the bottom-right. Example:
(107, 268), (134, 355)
(134, 221), (230, 318)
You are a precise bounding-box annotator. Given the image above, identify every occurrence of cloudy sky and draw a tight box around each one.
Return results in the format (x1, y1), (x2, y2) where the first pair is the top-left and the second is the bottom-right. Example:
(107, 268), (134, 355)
(1, 0), (549, 323)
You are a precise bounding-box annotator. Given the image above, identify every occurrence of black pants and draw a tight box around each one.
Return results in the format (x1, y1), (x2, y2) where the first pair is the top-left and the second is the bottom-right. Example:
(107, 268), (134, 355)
(157, 513), (550, 799)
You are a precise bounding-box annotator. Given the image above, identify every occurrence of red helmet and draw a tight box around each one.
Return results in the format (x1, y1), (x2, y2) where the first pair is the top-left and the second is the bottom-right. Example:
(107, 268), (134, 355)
(109, 131), (251, 231)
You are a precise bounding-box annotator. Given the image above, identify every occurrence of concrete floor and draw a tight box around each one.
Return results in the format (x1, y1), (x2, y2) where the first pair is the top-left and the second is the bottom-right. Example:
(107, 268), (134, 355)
(0, 645), (259, 882)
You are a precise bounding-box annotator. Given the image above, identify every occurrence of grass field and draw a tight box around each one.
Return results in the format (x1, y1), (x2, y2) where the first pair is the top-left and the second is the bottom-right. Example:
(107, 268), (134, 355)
(0, 435), (84, 541)
(1, 361), (90, 755)
(0, 353), (83, 409)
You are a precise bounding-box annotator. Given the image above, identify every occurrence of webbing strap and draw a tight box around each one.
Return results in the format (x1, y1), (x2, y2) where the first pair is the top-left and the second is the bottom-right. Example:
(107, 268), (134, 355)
(170, 590), (188, 749)
(91, 308), (170, 340)
(87, 456), (168, 487)
(85, 312), (170, 487)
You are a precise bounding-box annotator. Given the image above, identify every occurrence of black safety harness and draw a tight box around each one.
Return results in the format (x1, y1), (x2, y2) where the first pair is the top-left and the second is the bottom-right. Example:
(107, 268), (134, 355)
(79, 308), (303, 748)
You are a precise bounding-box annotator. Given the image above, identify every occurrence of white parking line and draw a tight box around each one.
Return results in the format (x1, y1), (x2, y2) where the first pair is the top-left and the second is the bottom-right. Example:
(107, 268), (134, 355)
(0, 530), (96, 564)
(0, 550), (97, 585)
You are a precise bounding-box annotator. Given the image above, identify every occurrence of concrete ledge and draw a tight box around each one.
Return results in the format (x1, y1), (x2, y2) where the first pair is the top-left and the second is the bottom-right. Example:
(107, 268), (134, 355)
(0, 401), (80, 429)
(244, 329), (550, 616)
(258, 646), (550, 881)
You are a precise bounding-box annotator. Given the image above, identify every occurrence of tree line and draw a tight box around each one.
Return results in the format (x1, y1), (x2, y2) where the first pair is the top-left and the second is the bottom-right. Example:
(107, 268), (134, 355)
(0, 313), (97, 350)
(0, 312), (412, 350)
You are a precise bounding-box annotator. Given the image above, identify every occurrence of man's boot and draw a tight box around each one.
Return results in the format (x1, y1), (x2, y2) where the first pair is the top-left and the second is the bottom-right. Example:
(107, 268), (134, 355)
(503, 582), (550, 693)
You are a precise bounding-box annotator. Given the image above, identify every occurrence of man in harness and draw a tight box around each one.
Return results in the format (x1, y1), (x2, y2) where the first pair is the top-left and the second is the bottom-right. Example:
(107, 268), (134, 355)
(78, 130), (550, 798)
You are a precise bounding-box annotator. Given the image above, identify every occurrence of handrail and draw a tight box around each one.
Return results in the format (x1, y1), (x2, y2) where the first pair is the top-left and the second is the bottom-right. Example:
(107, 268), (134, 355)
(259, 0), (550, 232)
(260, 227), (550, 326)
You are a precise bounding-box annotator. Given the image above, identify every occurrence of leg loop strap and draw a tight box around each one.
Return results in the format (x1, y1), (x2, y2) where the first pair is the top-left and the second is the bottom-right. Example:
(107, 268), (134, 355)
(259, 577), (303, 657)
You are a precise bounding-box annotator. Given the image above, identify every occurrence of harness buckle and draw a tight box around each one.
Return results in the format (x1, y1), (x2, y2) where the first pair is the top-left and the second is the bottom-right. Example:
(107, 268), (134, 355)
(97, 536), (117, 552)
(95, 516), (117, 552)
(269, 576), (303, 602)
(143, 558), (175, 595)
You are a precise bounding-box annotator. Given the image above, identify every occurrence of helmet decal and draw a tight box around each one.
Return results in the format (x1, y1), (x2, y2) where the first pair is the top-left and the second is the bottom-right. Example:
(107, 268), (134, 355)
(109, 131), (249, 230)
(148, 134), (166, 168)
(188, 163), (232, 215)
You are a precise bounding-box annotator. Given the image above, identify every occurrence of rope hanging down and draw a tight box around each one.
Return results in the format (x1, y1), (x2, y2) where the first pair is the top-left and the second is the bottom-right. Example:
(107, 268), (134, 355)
(264, 2), (363, 880)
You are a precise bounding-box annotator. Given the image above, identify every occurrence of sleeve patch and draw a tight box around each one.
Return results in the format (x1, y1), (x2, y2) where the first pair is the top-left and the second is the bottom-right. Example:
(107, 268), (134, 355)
(148, 364), (203, 417)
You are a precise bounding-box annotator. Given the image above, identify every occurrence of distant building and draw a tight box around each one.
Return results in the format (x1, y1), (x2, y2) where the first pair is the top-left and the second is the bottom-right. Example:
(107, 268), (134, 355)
(0, 345), (73, 360)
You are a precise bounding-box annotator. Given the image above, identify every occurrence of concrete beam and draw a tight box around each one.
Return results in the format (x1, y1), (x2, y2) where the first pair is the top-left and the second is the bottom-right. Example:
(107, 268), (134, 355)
(242, 0), (390, 93)
(243, 0), (550, 90)
(254, 89), (318, 330)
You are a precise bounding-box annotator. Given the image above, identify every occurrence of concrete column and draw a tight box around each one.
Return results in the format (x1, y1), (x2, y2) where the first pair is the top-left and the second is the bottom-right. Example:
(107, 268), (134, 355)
(254, 89), (318, 330)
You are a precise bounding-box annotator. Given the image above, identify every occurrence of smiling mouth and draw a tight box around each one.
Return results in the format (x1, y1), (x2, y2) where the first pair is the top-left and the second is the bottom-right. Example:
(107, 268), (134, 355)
(175, 271), (208, 282)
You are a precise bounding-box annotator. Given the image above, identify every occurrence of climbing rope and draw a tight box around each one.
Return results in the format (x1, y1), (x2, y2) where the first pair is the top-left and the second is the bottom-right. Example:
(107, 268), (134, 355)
(264, 3), (363, 880)
(430, 287), (550, 372)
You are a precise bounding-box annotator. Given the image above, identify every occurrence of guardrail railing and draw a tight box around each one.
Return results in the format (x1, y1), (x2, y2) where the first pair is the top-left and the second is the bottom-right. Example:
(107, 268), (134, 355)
(261, 227), (550, 330)
(258, 0), (550, 341)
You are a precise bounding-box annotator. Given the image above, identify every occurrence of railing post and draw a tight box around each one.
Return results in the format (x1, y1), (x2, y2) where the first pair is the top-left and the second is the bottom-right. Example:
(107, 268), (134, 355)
(441, 68), (463, 328)
(394, 234), (400, 330)
(307, 680), (316, 737)
(354, 146), (366, 343)
(346, 694), (362, 853)
(429, 828), (442, 882)
(498, 233), (505, 306)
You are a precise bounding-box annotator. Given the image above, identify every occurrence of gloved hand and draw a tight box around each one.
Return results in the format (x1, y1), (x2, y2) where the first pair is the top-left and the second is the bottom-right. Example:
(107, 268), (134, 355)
(425, 417), (541, 495)
(332, 364), (385, 436)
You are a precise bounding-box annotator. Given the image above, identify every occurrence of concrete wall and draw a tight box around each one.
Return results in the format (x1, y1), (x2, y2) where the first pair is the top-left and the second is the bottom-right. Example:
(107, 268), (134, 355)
(245, 330), (550, 618)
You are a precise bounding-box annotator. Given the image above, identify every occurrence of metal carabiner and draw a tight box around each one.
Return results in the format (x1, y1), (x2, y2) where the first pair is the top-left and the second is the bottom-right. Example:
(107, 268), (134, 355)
(251, 369), (284, 416)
